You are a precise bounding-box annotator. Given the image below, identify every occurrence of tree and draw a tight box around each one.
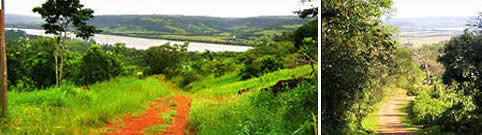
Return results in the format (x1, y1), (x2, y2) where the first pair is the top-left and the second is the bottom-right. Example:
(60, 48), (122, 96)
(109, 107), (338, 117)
(467, 12), (482, 34)
(321, 0), (396, 134)
(295, 0), (318, 19)
(0, 0), (7, 118)
(33, 0), (101, 87)
(143, 42), (189, 76)
(73, 45), (122, 85)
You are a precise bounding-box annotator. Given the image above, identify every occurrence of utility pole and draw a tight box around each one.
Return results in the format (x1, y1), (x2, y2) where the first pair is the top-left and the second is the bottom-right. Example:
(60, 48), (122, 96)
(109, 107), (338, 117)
(0, 0), (7, 118)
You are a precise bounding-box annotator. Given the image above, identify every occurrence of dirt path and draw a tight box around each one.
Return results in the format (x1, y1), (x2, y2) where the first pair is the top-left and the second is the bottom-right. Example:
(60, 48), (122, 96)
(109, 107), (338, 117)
(163, 96), (191, 135)
(376, 96), (415, 135)
(105, 79), (191, 135)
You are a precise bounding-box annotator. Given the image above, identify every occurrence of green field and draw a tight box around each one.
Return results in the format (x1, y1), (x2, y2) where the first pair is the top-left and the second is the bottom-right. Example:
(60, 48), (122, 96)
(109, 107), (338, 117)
(0, 76), (175, 134)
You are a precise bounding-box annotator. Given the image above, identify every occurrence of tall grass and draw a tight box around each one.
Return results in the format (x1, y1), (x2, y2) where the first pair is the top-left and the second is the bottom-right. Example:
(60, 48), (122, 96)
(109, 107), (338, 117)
(0, 76), (175, 134)
(188, 65), (317, 134)
(190, 65), (312, 96)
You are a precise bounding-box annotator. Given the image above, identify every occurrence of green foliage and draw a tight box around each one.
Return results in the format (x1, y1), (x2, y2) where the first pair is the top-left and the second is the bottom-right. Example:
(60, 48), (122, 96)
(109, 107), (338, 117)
(87, 15), (308, 45)
(294, 20), (318, 50)
(6, 36), (80, 89)
(0, 76), (175, 134)
(410, 85), (454, 124)
(188, 66), (316, 134)
(5, 30), (31, 41)
(239, 40), (299, 79)
(72, 45), (124, 85)
(409, 82), (480, 134)
(33, 0), (101, 39)
(211, 58), (238, 77)
(143, 42), (189, 76)
(436, 30), (482, 132)
(321, 0), (397, 134)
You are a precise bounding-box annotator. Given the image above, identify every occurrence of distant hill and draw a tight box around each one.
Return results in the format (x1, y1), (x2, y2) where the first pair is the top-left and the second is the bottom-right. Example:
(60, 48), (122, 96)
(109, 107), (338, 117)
(384, 16), (472, 32)
(89, 15), (309, 45)
(6, 14), (42, 24)
(385, 16), (473, 47)
(6, 14), (309, 45)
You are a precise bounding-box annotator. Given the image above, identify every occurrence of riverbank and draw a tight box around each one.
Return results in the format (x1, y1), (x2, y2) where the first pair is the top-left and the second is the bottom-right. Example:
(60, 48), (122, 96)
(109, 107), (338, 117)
(6, 28), (253, 52)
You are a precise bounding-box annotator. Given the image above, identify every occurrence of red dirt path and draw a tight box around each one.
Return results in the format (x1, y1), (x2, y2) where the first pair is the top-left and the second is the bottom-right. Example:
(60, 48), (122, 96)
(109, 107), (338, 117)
(162, 96), (191, 135)
(105, 79), (192, 135)
(105, 97), (170, 135)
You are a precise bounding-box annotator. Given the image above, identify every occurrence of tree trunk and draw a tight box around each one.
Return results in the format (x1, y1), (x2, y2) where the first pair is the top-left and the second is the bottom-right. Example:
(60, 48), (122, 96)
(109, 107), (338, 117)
(0, 0), (7, 118)
(55, 36), (60, 88)
(59, 31), (67, 87)
(422, 59), (432, 85)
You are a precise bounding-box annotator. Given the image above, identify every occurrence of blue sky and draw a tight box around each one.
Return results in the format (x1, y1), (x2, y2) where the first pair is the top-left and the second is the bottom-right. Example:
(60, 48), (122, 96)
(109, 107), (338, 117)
(5, 0), (317, 17)
(393, 0), (482, 18)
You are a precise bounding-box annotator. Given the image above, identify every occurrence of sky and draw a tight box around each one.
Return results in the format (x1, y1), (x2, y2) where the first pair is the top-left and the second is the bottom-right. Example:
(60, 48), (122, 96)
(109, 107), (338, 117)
(393, 0), (482, 18)
(4, 0), (316, 17)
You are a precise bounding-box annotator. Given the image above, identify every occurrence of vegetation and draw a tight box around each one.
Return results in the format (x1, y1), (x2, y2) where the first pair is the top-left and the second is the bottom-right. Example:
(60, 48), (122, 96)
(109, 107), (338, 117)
(398, 13), (482, 134)
(188, 65), (316, 134)
(321, 0), (401, 134)
(0, 0), (320, 134)
(7, 15), (309, 45)
(33, 0), (101, 87)
(72, 45), (124, 85)
(0, 76), (175, 134)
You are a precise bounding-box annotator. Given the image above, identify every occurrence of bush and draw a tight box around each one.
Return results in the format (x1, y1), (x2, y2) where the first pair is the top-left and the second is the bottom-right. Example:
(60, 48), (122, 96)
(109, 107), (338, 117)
(72, 45), (124, 85)
(240, 55), (283, 79)
(410, 87), (453, 124)
(6, 36), (81, 89)
(189, 78), (317, 135)
(435, 29), (482, 132)
(212, 58), (238, 78)
(409, 82), (481, 133)
(143, 42), (188, 76)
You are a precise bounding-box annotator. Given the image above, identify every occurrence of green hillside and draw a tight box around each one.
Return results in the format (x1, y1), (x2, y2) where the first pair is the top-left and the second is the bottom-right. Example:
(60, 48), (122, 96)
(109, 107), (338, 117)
(90, 15), (309, 45)
(6, 15), (309, 45)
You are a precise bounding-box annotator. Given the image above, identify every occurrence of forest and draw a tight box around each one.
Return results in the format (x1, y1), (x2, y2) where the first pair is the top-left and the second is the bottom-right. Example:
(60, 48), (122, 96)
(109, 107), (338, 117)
(322, 0), (482, 134)
(0, 0), (319, 134)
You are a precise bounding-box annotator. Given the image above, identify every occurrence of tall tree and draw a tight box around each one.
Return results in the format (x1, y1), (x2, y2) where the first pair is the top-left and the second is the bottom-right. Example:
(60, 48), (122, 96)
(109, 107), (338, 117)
(33, 0), (100, 87)
(322, 0), (396, 134)
(0, 0), (7, 118)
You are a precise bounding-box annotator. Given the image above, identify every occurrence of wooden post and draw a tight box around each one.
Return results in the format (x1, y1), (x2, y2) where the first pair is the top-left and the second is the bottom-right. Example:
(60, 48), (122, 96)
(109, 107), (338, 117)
(0, 0), (7, 118)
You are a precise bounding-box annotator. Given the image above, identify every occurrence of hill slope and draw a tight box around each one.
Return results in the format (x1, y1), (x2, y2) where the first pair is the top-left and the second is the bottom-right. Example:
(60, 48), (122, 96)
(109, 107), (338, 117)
(90, 15), (308, 45)
(6, 14), (309, 45)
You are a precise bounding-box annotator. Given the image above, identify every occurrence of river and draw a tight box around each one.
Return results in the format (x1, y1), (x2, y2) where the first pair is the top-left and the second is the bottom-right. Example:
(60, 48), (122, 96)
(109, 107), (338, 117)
(6, 28), (253, 52)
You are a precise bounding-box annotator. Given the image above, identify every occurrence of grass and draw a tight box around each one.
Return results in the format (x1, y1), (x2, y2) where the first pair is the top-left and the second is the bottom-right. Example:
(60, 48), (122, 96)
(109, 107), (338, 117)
(0, 76), (175, 134)
(159, 109), (176, 123)
(361, 101), (382, 132)
(187, 65), (317, 135)
(190, 65), (312, 96)
(143, 100), (178, 134)
(400, 100), (421, 133)
(360, 84), (422, 134)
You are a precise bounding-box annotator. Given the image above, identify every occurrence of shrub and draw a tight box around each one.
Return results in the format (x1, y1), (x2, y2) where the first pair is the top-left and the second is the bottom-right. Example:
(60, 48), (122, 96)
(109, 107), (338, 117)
(72, 45), (123, 85)
(212, 58), (238, 78)
(240, 55), (283, 80)
(410, 88), (452, 124)
(143, 42), (188, 76)
(189, 78), (317, 135)
(6, 36), (82, 89)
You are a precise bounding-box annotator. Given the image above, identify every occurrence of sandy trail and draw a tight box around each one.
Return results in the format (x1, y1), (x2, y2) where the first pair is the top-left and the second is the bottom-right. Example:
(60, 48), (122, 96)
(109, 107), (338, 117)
(105, 79), (191, 135)
(376, 96), (415, 135)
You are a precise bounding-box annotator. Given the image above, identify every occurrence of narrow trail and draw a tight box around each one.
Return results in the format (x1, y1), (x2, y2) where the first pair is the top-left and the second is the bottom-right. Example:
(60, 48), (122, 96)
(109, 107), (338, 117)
(105, 79), (191, 135)
(376, 95), (415, 135)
